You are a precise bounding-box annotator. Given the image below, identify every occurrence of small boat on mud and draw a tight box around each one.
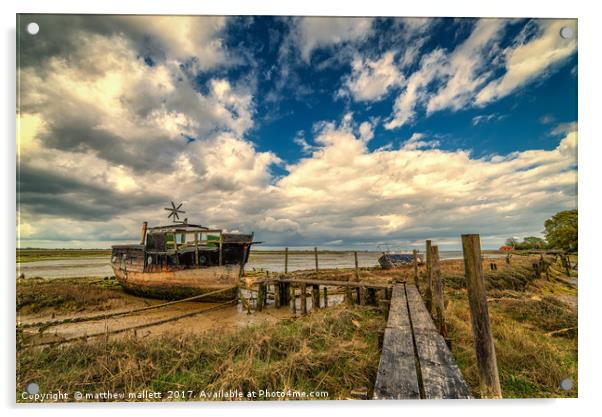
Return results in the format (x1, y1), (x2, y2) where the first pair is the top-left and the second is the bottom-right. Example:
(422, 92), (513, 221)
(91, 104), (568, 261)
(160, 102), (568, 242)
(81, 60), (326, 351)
(111, 204), (255, 301)
(378, 252), (423, 269)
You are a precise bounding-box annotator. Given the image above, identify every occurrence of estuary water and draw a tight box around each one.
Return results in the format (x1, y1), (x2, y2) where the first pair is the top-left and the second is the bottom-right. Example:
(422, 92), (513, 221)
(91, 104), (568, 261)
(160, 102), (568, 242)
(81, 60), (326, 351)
(16, 250), (471, 279)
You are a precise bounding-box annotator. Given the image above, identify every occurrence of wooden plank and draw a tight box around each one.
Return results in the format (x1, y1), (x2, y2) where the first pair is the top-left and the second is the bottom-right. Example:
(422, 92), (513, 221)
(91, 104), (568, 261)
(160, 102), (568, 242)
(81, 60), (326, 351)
(405, 284), (438, 332)
(406, 284), (472, 399)
(373, 327), (421, 400)
(278, 278), (392, 289)
(386, 285), (412, 329)
(413, 332), (472, 399)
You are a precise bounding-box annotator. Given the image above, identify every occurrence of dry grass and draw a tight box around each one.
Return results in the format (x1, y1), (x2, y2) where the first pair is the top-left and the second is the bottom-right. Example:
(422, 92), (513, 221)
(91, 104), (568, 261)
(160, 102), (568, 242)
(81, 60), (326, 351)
(17, 305), (385, 402)
(17, 277), (124, 314)
(438, 255), (578, 398)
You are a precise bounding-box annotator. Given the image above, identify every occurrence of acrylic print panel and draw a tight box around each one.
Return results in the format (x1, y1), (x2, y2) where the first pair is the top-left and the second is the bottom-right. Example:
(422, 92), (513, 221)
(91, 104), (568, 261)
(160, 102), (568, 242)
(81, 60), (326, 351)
(16, 15), (577, 402)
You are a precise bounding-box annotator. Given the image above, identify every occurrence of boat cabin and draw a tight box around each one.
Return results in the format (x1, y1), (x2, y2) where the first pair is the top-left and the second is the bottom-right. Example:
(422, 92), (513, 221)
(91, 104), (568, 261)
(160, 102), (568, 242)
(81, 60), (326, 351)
(111, 222), (253, 273)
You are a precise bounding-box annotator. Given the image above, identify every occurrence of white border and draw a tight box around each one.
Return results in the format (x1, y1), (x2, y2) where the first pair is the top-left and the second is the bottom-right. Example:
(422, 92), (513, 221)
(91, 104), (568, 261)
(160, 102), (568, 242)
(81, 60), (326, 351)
(3, 1), (600, 416)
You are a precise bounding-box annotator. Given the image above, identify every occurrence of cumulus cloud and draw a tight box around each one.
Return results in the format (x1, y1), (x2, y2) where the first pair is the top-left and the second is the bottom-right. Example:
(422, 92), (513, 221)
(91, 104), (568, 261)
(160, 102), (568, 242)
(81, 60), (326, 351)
(16, 16), (577, 250)
(291, 17), (374, 62)
(341, 51), (405, 102)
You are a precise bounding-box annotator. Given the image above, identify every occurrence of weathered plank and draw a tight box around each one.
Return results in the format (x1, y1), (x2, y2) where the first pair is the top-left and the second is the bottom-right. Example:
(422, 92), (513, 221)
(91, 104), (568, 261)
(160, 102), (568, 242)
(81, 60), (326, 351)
(405, 284), (438, 332)
(386, 285), (412, 329)
(373, 327), (421, 400)
(278, 278), (392, 289)
(413, 332), (472, 399)
(406, 283), (472, 399)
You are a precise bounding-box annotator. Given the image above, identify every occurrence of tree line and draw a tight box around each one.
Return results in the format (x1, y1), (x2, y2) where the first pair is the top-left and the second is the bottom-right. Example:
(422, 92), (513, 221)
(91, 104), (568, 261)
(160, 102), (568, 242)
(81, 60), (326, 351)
(505, 209), (577, 252)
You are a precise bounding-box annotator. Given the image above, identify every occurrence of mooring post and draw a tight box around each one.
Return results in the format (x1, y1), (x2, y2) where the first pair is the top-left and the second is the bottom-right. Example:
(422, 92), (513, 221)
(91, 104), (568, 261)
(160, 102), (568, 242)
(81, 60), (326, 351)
(461, 234), (502, 399)
(354, 251), (360, 280)
(312, 285), (321, 309)
(314, 247), (319, 276)
(425, 240), (433, 314)
(284, 247), (289, 274)
(300, 284), (307, 315)
(256, 283), (265, 312)
(323, 287), (328, 307)
(290, 285), (297, 314)
(413, 249), (419, 290)
(432, 246), (447, 337)
(274, 282), (281, 308)
(367, 288), (377, 305)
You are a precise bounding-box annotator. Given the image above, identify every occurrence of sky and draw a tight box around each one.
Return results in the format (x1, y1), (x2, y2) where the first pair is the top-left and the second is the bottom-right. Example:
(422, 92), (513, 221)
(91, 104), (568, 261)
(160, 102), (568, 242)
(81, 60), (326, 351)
(16, 15), (577, 250)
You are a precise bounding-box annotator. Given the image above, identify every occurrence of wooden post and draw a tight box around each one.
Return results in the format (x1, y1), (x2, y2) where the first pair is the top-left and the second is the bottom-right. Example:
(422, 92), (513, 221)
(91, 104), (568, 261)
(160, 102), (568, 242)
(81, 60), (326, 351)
(461, 234), (502, 399)
(425, 240), (433, 314)
(312, 285), (321, 309)
(413, 249), (419, 290)
(367, 288), (376, 305)
(323, 287), (328, 307)
(284, 247), (289, 274)
(359, 287), (367, 305)
(300, 284), (307, 315)
(314, 247), (319, 276)
(256, 284), (265, 312)
(274, 282), (281, 308)
(290, 285), (296, 314)
(346, 279), (354, 305)
(354, 251), (360, 280)
(431, 246), (447, 337)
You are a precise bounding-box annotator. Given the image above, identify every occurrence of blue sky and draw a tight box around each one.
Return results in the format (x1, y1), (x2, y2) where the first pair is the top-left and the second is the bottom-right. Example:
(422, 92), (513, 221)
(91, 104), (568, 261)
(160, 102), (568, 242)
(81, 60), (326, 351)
(17, 16), (577, 249)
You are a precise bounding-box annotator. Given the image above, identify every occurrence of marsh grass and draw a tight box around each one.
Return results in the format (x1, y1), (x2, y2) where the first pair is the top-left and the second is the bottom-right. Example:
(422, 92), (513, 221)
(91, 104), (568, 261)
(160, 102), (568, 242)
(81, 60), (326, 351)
(17, 305), (385, 401)
(17, 277), (123, 314)
(439, 255), (578, 398)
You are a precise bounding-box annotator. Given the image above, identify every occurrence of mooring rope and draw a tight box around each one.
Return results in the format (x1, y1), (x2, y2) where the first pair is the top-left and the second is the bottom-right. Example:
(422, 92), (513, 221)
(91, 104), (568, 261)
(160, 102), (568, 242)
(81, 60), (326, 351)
(18, 285), (238, 330)
(22, 300), (237, 348)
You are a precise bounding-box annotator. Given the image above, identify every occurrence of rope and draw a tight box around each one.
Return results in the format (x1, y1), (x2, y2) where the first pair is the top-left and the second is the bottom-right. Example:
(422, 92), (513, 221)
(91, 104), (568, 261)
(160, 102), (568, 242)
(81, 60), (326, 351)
(18, 286), (238, 330)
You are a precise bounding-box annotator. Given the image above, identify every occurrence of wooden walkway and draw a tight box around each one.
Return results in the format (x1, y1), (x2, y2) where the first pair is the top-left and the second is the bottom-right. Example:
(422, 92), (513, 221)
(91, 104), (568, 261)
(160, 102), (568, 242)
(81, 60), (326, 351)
(373, 283), (472, 399)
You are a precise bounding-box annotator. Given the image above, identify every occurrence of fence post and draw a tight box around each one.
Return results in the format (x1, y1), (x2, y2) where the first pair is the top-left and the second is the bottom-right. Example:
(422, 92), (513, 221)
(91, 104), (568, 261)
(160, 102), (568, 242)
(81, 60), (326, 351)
(290, 285), (296, 314)
(354, 251), (360, 280)
(256, 283), (265, 312)
(285, 247), (289, 274)
(323, 287), (328, 307)
(461, 234), (502, 399)
(425, 240), (433, 314)
(312, 285), (321, 309)
(300, 284), (307, 315)
(314, 247), (319, 276)
(431, 246), (447, 337)
(413, 249), (419, 290)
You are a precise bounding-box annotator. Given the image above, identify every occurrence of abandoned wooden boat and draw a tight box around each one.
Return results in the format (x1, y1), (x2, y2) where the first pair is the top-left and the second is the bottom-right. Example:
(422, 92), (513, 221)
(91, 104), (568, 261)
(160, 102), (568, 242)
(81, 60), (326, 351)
(378, 252), (423, 269)
(111, 217), (254, 301)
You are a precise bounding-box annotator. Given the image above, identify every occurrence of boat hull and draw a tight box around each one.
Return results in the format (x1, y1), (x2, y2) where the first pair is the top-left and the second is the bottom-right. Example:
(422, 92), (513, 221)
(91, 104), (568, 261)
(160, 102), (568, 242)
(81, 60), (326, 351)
(111, 264), (241, 301)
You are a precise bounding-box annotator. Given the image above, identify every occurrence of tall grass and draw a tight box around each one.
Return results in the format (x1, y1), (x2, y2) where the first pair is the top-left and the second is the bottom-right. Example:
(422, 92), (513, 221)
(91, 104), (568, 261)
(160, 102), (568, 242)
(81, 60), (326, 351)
(17, 305), (385, 401)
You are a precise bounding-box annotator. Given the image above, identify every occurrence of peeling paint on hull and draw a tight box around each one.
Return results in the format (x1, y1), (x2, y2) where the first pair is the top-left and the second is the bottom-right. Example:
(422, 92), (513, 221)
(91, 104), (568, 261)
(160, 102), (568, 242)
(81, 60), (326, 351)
(112, 264), (241, 301)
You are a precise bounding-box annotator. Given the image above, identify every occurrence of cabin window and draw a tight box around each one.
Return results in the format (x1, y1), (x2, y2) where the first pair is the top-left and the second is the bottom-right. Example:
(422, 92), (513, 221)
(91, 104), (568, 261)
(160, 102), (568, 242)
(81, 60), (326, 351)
(176, 233), (185, 244)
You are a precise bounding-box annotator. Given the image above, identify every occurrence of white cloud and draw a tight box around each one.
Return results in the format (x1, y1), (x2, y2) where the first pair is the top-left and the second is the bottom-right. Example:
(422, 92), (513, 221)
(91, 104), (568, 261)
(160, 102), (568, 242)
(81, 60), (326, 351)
(384, 18), (576, 130)
(293, 17), (374, 62)
(341, 51), (405, 102)
(476, 19), (577, 105)
(401, 133), (441, 150)
(426, 19), (508, 114)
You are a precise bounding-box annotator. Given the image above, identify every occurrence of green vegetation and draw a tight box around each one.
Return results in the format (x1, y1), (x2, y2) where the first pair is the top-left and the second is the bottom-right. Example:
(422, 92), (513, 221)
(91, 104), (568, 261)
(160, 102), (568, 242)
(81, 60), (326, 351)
(545, 209), (578, 252)
(17, 249), (111, 263)
(505, 209), (578, 252)
(17, 305), (385, 401)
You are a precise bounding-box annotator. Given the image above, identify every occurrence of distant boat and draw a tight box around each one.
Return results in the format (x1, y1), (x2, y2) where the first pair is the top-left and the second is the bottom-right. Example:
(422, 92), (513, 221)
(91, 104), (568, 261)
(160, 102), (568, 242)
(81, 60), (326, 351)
(378, 252), (423, 269)
(110, 203), (256, 301)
